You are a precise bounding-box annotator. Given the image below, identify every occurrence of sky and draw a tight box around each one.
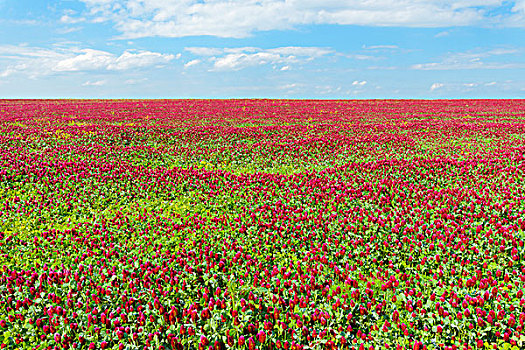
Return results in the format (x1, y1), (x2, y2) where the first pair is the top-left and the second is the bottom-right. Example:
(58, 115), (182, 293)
(0, 0), (524, 99)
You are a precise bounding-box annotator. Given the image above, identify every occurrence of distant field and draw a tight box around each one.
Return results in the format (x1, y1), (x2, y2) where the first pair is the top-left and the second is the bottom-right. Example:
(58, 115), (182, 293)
(1, 99), (525, 349)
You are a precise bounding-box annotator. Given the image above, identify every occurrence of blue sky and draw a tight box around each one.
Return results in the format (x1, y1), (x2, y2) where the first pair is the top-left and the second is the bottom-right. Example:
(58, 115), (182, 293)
(0, 0), (524, 98)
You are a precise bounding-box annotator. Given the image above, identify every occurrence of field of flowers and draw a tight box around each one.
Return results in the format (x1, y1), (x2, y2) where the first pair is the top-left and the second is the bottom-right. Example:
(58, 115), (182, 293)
(1, 99), (525, 350)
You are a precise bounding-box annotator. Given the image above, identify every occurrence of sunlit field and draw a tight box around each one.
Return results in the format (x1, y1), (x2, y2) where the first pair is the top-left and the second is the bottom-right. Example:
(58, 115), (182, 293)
(1, 99), (525, 350)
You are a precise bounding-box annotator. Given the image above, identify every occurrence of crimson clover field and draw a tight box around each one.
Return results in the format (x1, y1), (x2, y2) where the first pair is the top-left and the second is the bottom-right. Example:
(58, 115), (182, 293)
(1, 99), (525, 350)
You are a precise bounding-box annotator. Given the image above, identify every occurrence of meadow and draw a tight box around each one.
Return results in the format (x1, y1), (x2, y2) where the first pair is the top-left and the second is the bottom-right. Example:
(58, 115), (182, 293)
(1, 99), (525, 350)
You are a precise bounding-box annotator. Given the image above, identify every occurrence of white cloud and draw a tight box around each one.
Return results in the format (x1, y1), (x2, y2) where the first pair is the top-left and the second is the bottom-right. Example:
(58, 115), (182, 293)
(73, 0), (525, 39)
(185, 46), (333, 58)
(412, 48), (524, 70)
(434, 31), (450, 38)
(224, 47), (259, 54)
(55, 49), (175, 72)
(185, 47), (224, 56)
(106, 50), (175, 70)
(428, 80), (520, 93)
(82, 80), (106, 86)
(55, 27), (83, 34)
(509, 0), (525, 26)
(352, 80), (367, 86)
(266, 46), (333, 57)
(515, 0), (525, 13)
(316, 85), (342, 95)
(60, 15), (85, 24)
(0, 45), (176, 78)
(0, 45), (67, 59)
(213, 52), (286, 71)
(486, 48), (519, 55)
(278, 83), (300, 90)
(0, 64), (26, 78)
(184, 59), (201, 68)
(184, 46), (333, 71)
(430, 83), (444, 91)
(345, 54), (380, 60)
(125, 78), (148, 85)
(54, 49), (114, 72)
